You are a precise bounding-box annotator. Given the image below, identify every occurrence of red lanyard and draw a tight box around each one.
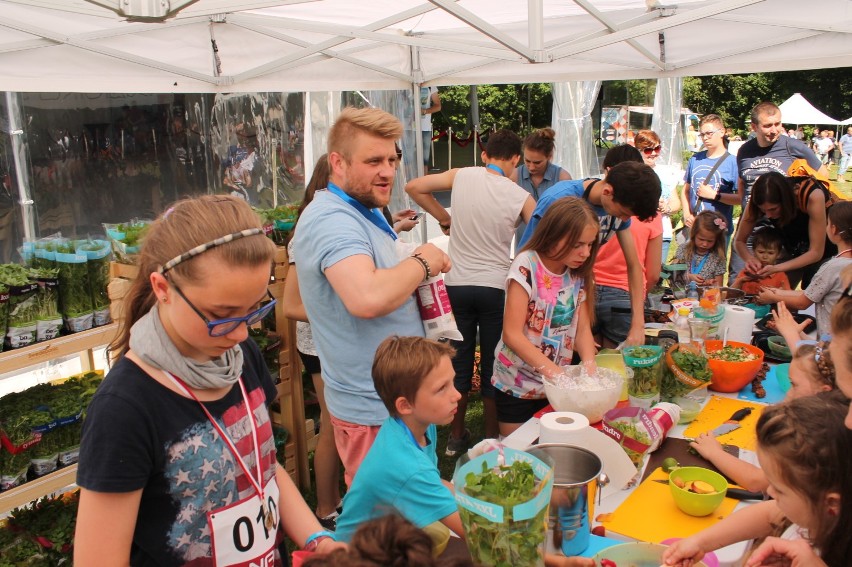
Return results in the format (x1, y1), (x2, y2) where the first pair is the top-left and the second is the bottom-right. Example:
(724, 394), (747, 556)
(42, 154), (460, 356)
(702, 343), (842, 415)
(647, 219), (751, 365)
(163, 371), (270, 524)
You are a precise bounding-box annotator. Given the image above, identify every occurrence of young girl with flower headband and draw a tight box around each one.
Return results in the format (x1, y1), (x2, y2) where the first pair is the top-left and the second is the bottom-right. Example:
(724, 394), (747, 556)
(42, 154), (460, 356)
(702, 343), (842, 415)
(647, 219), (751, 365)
(74, 195), (345, 565)
(672, 210), (728, 287)
(492, 197), (599, 437)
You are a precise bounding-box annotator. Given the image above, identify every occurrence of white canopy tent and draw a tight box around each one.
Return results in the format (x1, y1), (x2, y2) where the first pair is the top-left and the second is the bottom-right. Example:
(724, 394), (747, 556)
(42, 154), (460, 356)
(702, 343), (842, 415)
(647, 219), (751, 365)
(778, 92), (840, 126)
(1, 0), (851, 93)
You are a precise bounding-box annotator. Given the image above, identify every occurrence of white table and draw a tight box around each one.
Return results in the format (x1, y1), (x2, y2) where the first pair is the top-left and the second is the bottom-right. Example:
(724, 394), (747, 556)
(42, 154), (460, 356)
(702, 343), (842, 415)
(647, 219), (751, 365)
(503, 383), (766, 565)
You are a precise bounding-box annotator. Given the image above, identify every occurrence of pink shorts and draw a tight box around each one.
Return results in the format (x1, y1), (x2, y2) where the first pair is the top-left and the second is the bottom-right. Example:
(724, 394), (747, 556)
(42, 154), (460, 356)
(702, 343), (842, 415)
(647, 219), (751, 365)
(329, 414), (381, 487)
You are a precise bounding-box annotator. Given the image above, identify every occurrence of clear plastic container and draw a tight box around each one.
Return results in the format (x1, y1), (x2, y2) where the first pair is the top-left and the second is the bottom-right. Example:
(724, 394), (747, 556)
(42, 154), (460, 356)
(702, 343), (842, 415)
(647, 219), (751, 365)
(676, 307), (691, 343)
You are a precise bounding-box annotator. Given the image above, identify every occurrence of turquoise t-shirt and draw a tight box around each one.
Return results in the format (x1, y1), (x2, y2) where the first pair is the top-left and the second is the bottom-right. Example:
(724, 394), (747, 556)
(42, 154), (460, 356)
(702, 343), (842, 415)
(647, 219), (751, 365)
(334, 418), (457, 542)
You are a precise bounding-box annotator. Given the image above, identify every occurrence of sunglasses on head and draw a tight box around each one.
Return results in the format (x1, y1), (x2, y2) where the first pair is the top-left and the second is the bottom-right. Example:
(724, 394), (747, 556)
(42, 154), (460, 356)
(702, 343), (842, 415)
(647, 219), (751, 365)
(641, 145), (662, 155)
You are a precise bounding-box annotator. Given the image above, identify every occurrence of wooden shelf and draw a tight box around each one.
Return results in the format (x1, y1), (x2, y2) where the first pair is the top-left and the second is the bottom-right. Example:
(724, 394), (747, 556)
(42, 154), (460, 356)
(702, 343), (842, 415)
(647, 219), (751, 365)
(0, 465), (77, 515)
(0, 323), (118, 376)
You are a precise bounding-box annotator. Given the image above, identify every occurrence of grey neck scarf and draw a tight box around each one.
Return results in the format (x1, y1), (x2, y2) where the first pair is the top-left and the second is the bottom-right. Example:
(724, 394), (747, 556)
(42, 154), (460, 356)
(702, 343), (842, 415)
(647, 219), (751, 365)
(129, 304), (243, 389)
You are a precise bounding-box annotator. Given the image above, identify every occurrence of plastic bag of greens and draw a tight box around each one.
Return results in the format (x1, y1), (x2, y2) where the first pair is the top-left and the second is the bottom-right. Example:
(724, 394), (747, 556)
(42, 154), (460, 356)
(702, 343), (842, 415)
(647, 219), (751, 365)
(661, 343), (713, 400)
(77, 239), (112, 327)
(29, 267), (62, 342)
(29, 428), (59, 477)
(622, 345), (664, 409)
(454, 447), (553, 567)
(55, 246), (94, 333)
(55, 422), (83, 466)
(0, 264), (38, 349)
(104, 220), (149, 262)
(0, 450), (31, 490)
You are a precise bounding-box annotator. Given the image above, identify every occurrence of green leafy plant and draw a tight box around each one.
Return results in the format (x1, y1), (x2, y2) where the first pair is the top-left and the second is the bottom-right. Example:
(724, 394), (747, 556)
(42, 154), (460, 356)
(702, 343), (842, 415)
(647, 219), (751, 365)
(460, 459), (547, 567)
(55, 250), (94, 328)
(662, 347), (713, 400)
(623, 346), (664, 398)
(9, 491), (79, 560)
(77, 239), (112, 325)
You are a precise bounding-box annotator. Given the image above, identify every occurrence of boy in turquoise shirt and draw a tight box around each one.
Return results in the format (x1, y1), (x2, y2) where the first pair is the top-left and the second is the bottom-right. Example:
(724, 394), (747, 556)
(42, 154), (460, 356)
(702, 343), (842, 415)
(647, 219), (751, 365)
(334, 336), (464, 543)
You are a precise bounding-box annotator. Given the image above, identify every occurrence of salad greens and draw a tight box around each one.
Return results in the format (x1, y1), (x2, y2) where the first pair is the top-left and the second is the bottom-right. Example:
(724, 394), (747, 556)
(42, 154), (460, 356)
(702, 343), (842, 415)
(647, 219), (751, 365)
(623, 346), (664, 399)
(78, 239), (113, 325)
(708, 345), (758, 362)
(662, 347), (714, 400)
(0, 264), (38, 348)
(56, 247), (94, 331)
(607, 419), (652, 468)
(460, 459), (547, 567)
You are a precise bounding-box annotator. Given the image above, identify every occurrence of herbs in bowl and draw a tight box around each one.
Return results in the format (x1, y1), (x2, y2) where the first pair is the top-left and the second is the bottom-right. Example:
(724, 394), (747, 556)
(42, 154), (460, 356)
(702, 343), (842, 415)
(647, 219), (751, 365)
(704, 340), (765, 393)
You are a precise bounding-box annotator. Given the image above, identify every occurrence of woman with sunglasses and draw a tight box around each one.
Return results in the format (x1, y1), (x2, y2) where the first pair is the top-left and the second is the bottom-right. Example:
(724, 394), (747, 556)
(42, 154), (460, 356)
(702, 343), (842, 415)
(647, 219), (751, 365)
(635, 130), (681, 264)
(75, 195), (344, 566)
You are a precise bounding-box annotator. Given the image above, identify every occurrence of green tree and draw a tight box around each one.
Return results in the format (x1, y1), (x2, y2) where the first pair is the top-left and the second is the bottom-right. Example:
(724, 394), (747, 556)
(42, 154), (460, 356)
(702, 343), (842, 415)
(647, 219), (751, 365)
(432, 84), (552, 134)
(682, 74), (774, 135)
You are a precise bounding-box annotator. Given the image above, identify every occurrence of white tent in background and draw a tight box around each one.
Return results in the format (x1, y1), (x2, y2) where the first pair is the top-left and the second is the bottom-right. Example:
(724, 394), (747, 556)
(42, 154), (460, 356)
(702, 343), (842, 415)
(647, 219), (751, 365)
(778, 93), (840, 126)
(841, 117), (852, 125)
(1, 0), (852, 93)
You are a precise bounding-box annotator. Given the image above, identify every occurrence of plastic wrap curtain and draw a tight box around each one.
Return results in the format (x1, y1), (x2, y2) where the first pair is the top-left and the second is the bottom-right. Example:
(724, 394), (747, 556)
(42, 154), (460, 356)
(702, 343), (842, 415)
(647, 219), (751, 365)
(651, 77), (685, 167)
(3, 92), (34, 244)
(551, 81), (601, 179)
(304, 91), (342, 184)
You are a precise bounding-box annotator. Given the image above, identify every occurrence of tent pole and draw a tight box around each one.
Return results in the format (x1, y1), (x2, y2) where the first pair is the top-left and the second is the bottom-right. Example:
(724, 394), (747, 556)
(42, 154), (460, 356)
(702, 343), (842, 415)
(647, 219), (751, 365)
(5, 92), (35, 243)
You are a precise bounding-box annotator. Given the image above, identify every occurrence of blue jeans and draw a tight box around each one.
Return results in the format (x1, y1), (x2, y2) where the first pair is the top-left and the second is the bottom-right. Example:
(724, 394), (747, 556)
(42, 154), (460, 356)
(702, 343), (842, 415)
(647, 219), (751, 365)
(839, 153), (852, 178)
(422, 130), (432, 167)
(594, 285), (632, 345)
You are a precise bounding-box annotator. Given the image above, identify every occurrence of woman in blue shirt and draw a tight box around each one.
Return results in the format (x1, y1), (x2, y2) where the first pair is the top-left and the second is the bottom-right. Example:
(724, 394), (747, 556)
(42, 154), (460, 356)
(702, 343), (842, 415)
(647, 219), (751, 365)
(511, 127), (571, 244)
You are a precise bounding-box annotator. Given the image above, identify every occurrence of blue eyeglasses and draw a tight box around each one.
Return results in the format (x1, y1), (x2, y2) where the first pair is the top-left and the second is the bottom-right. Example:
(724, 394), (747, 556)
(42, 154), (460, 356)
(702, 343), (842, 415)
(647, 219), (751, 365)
(171, 282), (276, 337)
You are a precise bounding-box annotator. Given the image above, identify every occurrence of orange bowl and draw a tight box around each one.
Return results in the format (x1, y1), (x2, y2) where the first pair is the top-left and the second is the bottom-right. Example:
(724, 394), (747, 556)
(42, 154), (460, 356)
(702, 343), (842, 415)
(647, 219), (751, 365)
(704, 340), (764, 393)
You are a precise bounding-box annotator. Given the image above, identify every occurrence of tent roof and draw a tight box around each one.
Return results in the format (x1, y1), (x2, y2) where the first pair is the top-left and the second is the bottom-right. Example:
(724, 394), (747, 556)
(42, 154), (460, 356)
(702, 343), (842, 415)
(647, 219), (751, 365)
(778, 93), (840, 125)
(1, 0), (851, 93)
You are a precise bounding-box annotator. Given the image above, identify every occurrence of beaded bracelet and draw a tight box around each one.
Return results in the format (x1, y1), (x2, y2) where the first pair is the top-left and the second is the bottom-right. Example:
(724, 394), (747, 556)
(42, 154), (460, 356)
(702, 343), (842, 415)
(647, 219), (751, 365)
(410, 253), (431, 281)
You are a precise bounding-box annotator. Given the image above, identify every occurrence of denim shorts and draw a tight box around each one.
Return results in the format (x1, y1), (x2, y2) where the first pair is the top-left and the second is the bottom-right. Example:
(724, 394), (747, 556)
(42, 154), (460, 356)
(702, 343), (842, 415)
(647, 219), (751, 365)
(593, 285), (632, 345)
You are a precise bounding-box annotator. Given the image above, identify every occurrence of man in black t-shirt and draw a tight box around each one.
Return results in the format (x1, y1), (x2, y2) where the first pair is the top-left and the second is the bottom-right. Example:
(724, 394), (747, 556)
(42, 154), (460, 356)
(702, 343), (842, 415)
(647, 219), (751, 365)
(730, 102), (827, 279)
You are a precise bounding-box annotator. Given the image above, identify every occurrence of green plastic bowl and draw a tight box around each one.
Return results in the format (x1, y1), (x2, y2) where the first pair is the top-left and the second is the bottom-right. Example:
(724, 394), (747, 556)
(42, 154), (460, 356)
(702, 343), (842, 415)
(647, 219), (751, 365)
(767, 335), (792, 359)
(744, 303), (771, 319)
(591, 542), (708, 567)
(669, 467), (727, 517)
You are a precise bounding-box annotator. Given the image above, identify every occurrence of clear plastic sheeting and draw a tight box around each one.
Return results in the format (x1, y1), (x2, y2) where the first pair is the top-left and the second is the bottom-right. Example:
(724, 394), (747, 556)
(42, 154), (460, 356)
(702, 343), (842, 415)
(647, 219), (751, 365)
(304, 91), (342, 179)
(651, 77), (685, 167)
(551, 81), (601, 179)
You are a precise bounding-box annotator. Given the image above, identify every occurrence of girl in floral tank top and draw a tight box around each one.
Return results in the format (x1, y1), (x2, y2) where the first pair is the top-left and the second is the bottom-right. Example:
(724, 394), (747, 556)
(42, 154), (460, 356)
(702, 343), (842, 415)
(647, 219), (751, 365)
(493, 198), (601, 436)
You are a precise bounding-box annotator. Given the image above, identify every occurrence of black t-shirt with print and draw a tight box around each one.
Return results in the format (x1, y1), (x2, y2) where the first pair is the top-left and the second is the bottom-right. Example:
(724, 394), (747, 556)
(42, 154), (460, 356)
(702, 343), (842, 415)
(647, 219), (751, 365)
(77, 339), (279, 566)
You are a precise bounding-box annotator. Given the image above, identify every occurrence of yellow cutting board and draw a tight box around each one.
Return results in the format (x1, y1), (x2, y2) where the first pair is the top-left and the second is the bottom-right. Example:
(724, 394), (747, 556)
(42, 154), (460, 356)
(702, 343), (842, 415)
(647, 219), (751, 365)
(600, 467), (739, 543)
(683, 396), (765, 451)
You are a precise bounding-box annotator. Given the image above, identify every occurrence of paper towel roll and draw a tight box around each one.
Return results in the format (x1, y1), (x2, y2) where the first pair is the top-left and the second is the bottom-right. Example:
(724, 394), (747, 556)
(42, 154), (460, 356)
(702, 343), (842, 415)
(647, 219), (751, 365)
(539, 412), (591, 445)
(537, 412), (638, 498)
(718, 305), (755, 344)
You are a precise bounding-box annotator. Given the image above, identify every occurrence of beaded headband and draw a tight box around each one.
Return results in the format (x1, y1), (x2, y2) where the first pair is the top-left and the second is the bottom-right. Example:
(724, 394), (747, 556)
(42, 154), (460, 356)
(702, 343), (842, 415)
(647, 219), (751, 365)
(158, 228), (264, 274)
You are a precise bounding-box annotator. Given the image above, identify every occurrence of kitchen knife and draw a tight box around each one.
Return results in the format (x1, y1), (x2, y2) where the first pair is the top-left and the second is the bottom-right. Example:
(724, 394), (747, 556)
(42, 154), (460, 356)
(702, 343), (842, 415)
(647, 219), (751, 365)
(709, 407), (753, 437)
(652, 479), (765, 500)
